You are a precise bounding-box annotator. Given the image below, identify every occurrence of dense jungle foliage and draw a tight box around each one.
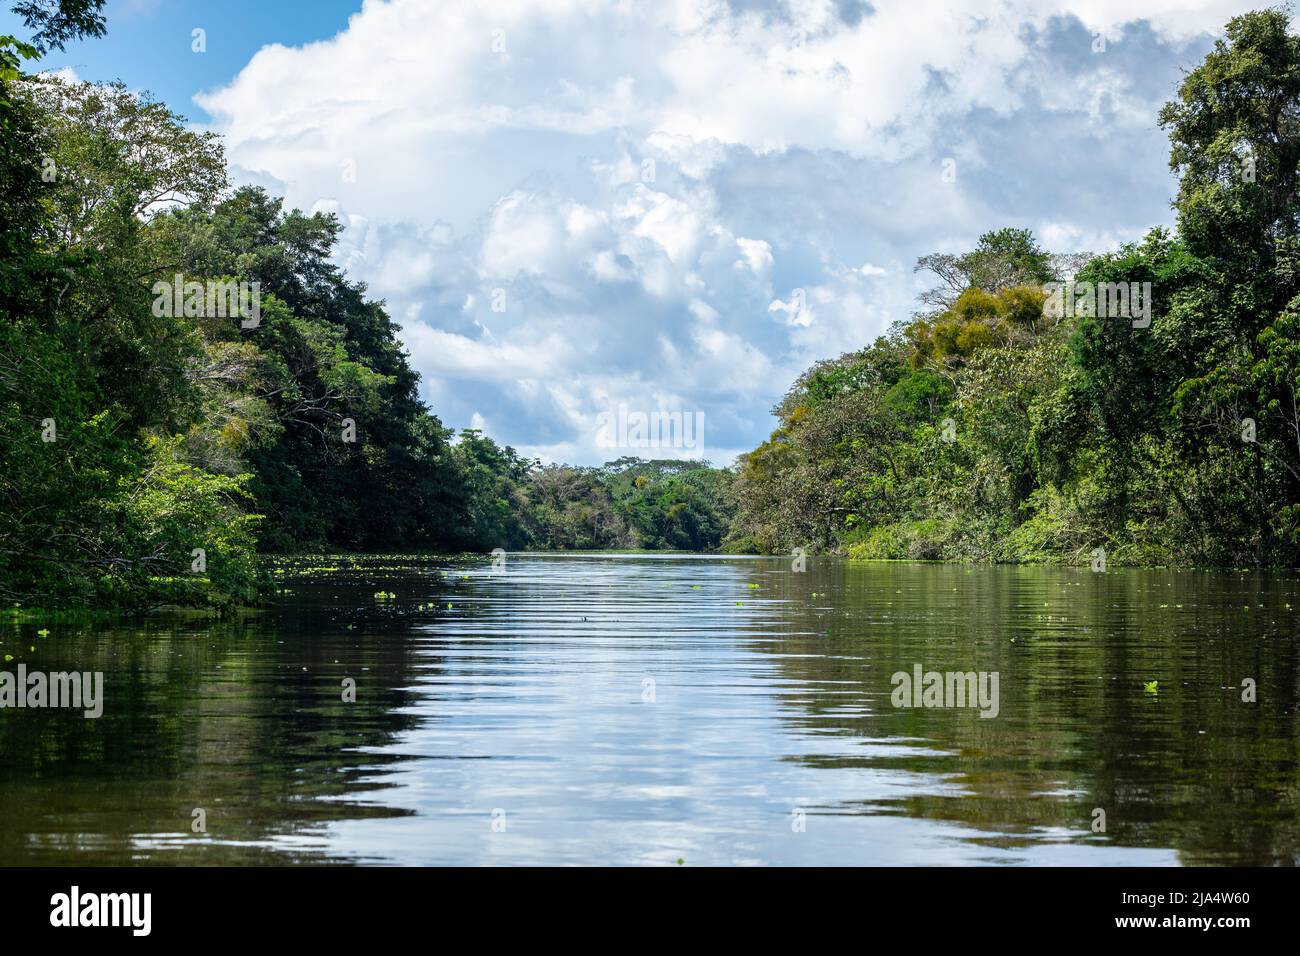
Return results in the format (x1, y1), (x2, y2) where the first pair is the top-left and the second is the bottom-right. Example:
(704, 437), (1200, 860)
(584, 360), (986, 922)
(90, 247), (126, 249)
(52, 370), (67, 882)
(0, 3), (732, 606)
(729, 10), (1300, 570)
(5, 4), (1300, 609)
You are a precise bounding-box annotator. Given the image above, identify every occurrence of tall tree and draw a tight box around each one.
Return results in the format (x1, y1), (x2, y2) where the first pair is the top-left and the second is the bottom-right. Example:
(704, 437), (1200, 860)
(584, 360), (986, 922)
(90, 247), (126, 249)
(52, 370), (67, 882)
(10, 0), (105, 52)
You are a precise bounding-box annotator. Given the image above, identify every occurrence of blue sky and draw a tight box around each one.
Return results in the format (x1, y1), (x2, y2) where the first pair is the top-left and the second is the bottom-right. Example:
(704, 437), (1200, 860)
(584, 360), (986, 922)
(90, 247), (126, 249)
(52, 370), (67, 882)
(3, 0), (1263, 465)
(0, 0), (360, 120)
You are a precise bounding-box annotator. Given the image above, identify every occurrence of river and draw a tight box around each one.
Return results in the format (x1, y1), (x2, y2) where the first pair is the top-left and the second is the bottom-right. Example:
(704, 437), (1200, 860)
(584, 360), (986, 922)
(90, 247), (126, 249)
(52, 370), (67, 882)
(2, 554), (1297, 865)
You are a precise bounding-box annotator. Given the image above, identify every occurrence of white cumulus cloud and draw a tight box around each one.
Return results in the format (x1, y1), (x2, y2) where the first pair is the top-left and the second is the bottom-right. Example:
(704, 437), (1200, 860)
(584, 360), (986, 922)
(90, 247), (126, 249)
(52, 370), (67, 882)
(195, 0), (1251, 463)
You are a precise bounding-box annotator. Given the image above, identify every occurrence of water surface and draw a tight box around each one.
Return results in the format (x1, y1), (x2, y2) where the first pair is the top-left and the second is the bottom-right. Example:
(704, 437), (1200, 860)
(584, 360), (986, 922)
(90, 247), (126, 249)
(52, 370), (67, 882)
(2, 555), (1298, 865)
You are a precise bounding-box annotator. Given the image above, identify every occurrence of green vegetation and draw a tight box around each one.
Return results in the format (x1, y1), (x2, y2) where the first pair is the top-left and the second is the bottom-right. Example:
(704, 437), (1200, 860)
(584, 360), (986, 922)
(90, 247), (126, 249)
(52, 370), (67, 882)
(0, 3), (732, 608)
(1, 8), (267, 607)
(523, 457), (734, 551)
(729, 9), (1300, 570)
(7, 5), (1300, 611)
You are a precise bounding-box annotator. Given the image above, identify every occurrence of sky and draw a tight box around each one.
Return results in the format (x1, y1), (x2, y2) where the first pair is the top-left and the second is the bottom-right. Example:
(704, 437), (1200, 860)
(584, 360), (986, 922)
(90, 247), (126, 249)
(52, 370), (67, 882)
(1, 0), (1269, 466)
